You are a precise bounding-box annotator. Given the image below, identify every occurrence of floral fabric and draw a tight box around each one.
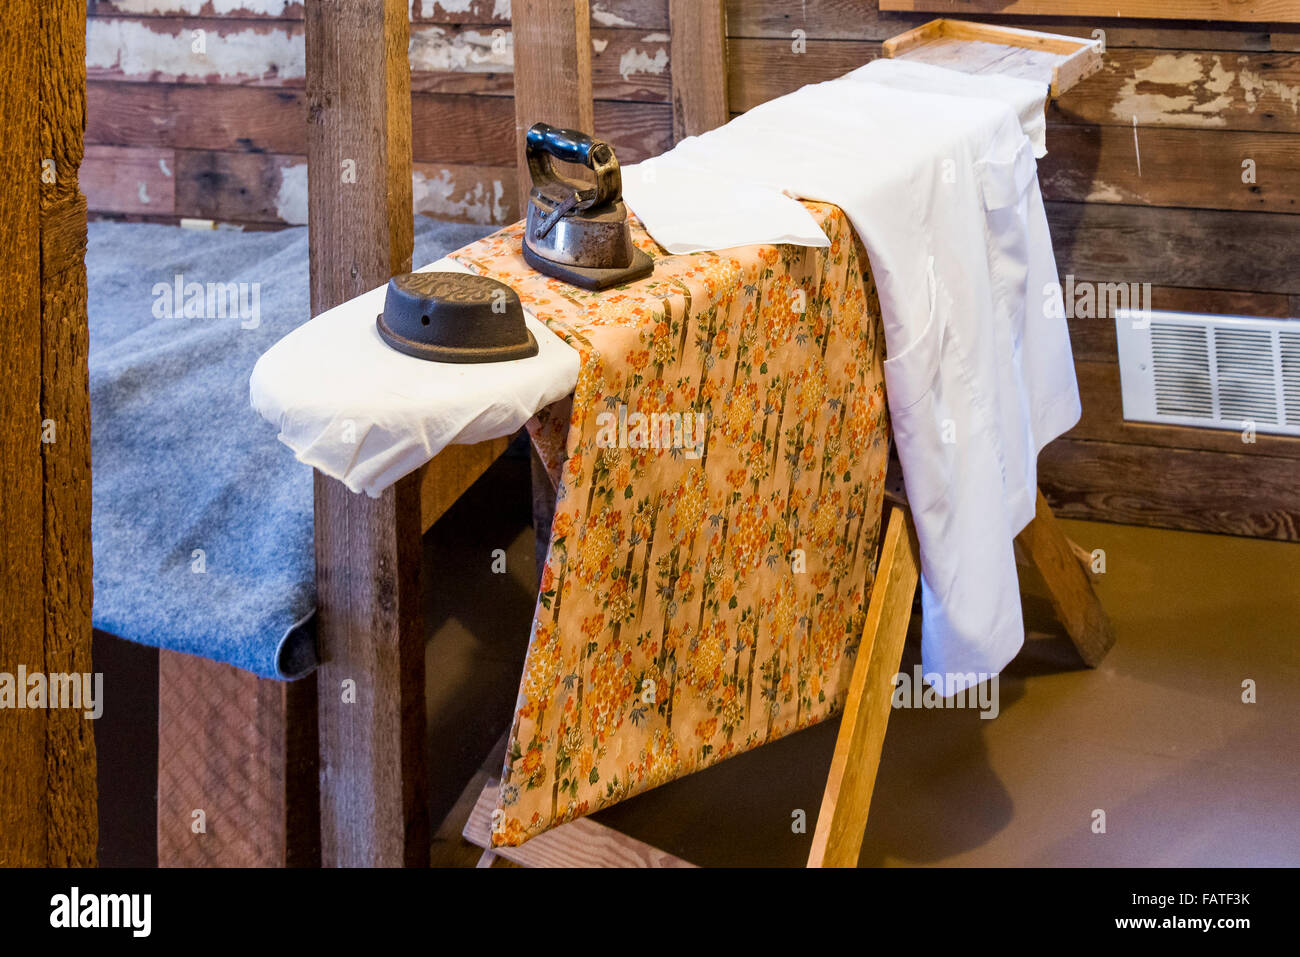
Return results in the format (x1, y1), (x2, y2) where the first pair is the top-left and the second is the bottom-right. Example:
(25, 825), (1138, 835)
(451, 202), (890, 846)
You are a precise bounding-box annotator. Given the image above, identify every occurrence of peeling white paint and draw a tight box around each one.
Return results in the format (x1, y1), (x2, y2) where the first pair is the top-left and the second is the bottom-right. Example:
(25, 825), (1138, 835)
(159, 158), (172, 177)
(409, 26), (512, 72)
(591, 4), (636, 27)
(275, 162), (309, 225)
(276, 163), (508, 226)
(138, 181), (152, 204)
(87, 17), (303, 81)
(618, 45), (668, 82)
(413, 0), (511, 18)
(1111, 52), (1234, 127)
(641, 33), (670, 43)
(1237, 63), (1300, 113)
(591, 38), (609, 54)
(99, 0), (295, 14)
(412, 168), (508, 225)
(1085, 181), (1127, 203)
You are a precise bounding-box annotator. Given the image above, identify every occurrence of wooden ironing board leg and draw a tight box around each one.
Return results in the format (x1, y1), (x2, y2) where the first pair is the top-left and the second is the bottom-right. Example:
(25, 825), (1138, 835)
(1014, 488), (1117, 667)
(807, 503), (921, 868)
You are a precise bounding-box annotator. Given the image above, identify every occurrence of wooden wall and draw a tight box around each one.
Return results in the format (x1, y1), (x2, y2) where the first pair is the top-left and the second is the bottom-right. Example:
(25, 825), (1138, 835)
(85, 0), (1300, 540)
(84, 0), (672, 228)
(721, 3), (1300, 541)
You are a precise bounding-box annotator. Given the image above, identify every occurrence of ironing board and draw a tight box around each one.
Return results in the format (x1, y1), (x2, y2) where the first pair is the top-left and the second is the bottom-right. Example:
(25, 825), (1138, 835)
(155, 7), (1115, 869)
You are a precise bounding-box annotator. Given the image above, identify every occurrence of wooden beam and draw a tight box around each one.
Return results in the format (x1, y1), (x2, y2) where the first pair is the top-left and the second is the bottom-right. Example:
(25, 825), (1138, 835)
(0, 0), (97, 868)
(306, 0), (424, 867)
(1014, 489), (1117, 667)
(157, 653), (319, 867)
(669, 0), (729, 141)
(510, 0), (594, 215)
(807, 504), (920, 868)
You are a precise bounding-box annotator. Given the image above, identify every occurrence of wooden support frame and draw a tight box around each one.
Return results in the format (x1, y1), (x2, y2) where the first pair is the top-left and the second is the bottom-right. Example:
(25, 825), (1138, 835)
(0, 0), (97, 867)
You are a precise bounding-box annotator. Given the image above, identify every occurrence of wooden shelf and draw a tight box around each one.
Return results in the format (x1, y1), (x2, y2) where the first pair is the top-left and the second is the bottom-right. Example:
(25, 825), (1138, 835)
(881, 19), (1104, 99)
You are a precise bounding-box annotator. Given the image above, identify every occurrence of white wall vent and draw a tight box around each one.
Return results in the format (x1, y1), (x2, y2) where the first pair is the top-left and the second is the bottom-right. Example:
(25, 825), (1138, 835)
(1115, 309), (1300, 437)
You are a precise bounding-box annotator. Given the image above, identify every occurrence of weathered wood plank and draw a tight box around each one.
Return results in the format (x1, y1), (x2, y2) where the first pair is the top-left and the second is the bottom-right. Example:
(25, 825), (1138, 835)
(307, 0), (426, 869)
(668, 0), (728, 140)
(86, 81), (671, 165)
(37, 0), (97, 867)
(511, 0), (595, 213)
(464, 782), (697, 866)
(878, 0), (1300, 22)
(81, 144), (177, 216)
(1047, 201), (1300, 296)
(727, 37), (879, 113)
(808, 504), (919, 868)
(1041, 125), (1300, 214)
(1053, 49), (1300, 133)
(1039, 438), (1300, 540)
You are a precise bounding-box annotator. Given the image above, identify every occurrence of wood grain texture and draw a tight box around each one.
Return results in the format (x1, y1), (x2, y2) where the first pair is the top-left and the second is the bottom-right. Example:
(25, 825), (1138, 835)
(669, 0), (728, 141)
(0, 0), (50, 869)
(1014, 490), (1117, 667)
(307, 0), (425, 868)
(808, 504), (919, 868)
(877, 0), (1300, 22)
(1039, 438), (1300, 540)
(1047, 201), (1300, 296)
(727, 37), (879, 112)
(1052, 49), (1300, 133)
(511, 0), (595, 214)
(464, 782), (697, 867)
(0, 0), (96, 868)
(38, 0), (97, 867)
(1040, 125), (1300, 214)
(157, 653), (319, 866)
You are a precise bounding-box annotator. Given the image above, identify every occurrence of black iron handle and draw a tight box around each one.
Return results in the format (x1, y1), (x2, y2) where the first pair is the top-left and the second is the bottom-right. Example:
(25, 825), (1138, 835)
(525, 122), (620, 212)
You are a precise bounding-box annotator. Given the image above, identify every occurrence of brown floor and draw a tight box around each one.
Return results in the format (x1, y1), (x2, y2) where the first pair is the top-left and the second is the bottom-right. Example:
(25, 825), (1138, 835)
(425, 455), (1300, 867)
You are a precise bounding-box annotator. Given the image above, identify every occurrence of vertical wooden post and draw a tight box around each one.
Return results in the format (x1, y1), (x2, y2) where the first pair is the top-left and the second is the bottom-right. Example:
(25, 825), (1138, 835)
(668, 0), (729, 142)
(511, 0), (594, 215)
(305, 0), (425, 867)
(0, 0), (96, 866)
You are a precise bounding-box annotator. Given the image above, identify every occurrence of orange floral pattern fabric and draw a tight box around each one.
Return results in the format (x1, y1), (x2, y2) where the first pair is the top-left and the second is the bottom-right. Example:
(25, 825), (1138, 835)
(451, 202), (890, 846)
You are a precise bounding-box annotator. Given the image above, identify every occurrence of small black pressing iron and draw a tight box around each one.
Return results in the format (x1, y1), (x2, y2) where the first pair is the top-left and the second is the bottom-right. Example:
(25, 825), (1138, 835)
(375, 271), (538, 363)
(522, 122), (654, 290)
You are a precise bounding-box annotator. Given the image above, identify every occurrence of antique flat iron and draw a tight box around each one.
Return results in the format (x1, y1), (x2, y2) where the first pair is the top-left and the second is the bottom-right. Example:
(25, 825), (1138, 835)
(522, 122), (654, 291)
(375, 271), (538, 363)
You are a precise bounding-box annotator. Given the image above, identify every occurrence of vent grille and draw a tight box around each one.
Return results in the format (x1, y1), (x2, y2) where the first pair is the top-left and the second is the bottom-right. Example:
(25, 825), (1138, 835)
(1116, 311), (1300, 437)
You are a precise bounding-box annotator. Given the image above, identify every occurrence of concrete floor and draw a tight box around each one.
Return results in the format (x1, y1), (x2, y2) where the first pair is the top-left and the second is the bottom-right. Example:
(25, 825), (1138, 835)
(425, 452), (1300, 867)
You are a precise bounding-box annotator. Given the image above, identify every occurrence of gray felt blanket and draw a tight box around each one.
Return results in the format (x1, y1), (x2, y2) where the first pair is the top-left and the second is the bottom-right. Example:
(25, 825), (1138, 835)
(89, 217), (495, 678)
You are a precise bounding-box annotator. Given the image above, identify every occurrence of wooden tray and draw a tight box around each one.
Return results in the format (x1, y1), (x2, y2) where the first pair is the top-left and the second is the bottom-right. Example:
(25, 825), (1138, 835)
(881, 19), (1103, 98)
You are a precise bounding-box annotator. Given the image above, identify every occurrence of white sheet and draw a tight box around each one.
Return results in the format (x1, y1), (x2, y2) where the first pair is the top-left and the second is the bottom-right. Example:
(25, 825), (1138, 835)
(619, 67), (1078, 693)
(250, 257), (581, 497)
